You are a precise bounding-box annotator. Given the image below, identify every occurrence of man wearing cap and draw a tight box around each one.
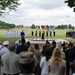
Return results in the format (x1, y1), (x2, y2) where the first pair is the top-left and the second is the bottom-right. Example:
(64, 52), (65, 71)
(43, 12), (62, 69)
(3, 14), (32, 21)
(0, 41), (9, 75)
(1, 42), (21, 75)
(19, 52), (35, 75)
(0, 41), (9, 57)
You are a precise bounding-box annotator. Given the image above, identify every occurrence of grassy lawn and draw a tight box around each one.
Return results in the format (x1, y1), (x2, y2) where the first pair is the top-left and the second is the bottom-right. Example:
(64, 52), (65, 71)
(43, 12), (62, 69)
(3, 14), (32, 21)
(0, 28), (75, 42)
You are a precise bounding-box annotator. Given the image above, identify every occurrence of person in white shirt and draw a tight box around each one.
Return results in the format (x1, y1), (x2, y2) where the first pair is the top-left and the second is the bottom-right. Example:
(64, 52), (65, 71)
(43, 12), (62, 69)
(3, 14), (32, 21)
(0, 41), (9, 57)
(0, 41), (9, 75)
(40, 47), (52, 75)
(1, 42), (21, 75)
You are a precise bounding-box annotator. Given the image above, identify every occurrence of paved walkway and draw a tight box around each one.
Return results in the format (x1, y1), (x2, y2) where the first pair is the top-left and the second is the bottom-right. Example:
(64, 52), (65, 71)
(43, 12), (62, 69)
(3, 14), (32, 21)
(16, 38), (69, 45)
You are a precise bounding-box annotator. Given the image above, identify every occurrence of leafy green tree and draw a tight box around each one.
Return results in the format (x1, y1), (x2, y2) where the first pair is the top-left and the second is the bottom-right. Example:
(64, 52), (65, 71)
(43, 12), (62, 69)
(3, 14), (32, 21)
(61, 24), (64, 29)
(64, 0), (75, 12)
(0, 20), (16, 29)
(72, 26), (75, 30)
(55, 25), (61, 29)
(0, 0), (21, 16)
(31, 24), (35, 29)
(68, 24), (72, 29)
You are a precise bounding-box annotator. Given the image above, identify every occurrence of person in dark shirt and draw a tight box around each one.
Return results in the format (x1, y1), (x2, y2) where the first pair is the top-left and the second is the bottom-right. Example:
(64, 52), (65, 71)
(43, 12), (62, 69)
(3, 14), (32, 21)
(35, 31), (37, 37)
(39, 31), (41, 37)
(50, 31), (52, 37)
(20, 30), (25, 39)
(42, 40), (50, 56)
(16, 38), (28, 54)
(53, 31), (55, 36)
(31, 31), (34, 36)
(46, 31), (48, 37)
(26, 41), (30, 48)
(64, 42), (75, 75)
(41, 31), (45, 39)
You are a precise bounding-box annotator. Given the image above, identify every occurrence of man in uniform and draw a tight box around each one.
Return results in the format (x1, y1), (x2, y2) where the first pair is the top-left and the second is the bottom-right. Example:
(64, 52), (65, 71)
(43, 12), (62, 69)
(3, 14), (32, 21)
(53, 31), (55, 36)
(39, 31), (41, 37)
(46, 31), (48, 37)
(50, 31), (52, 37)
(0, 41), (9, 75)
(35, 31), (37, 37)
(41, 31), (45, 39)
(0, 41), (9, 57)
(32, 31), (34, 36)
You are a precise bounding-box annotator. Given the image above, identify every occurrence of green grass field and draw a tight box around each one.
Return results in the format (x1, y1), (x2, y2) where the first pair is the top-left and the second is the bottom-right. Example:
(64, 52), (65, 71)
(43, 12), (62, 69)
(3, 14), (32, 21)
(0, 28), (75, 42)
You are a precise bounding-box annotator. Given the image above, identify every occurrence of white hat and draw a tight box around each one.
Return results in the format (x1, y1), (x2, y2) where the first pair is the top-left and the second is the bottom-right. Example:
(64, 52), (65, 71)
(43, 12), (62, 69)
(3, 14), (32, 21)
(3, 41), (9, 45)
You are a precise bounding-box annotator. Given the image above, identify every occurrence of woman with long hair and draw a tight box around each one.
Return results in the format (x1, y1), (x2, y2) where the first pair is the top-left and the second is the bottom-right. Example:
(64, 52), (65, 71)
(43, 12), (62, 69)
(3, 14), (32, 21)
(49, 47), (66, 75)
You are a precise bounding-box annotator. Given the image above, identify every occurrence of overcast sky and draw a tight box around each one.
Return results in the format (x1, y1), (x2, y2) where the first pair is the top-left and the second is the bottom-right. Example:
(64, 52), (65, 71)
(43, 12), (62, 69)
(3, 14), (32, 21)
(0, 0), (75, 26)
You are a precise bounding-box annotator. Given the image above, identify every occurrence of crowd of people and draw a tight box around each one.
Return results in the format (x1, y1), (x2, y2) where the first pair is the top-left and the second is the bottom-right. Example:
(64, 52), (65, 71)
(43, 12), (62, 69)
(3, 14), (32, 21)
(0, 36), (75, 75)
(4, 30), (28, 38)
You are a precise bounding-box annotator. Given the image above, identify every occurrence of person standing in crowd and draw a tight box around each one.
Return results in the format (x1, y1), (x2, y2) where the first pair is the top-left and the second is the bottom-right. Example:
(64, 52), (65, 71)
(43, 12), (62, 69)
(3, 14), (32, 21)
(28, 45), (35, 54)
(64, 42), (75, 75)
(16, 38), (28, 54)
(39, 31), (41, 37)
(41, 31), (45, 40)
(50, 31), (52, 37)
(35, 31), (37, 37)
(0, 41), (9, 57)
(1, 42), (21, 75)
(70, 59), (75, 75)
(20, 30), (25, 39)
(32, 31), (34, 36)
(56, 43), (66, 60)
(50, 40), (56, 54)
(42, 40), (50, 56)
(40, 47), (52, 75)
(46, 31), (48, 37)
(49, 47), (66, 75)
(28, 45), (39, 75)
(52, 40), (56, 48)
(26, 41), (31, 48)
(19, 52), (35, 75)
(0, 41), (9, 75)
(34, 44), (42, 75)
(15, 40), (22, 48)
(53, 31), (55, 36)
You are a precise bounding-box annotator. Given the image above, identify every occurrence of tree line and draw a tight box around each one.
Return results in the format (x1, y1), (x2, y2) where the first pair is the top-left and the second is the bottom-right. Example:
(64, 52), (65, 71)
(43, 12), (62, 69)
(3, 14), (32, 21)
(0, 20), (15, 29)
(0, 20), (75, 29)
(31, 24), (75, 29)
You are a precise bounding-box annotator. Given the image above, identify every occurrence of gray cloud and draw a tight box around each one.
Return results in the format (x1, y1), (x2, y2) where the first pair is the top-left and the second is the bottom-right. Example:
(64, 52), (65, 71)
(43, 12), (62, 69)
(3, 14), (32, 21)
(0, 0), (75, 26)
(24, 0), (66, 9)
